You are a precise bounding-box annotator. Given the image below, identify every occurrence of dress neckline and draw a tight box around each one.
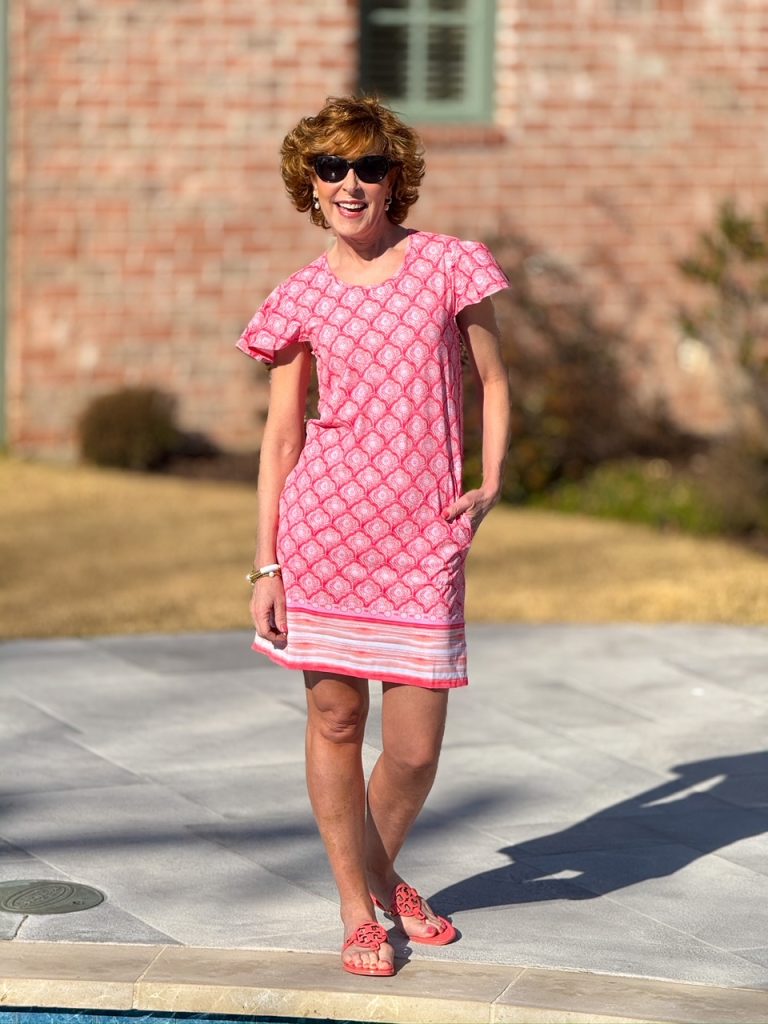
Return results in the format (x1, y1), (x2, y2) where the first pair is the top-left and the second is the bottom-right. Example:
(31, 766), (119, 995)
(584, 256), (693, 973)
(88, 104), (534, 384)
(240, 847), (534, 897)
(321, 230), (419, 290)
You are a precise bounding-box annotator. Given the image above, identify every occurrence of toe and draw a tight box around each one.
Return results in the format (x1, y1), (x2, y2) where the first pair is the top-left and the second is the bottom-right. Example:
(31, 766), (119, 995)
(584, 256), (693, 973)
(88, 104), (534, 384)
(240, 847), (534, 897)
(411, 898), (442, 937)
(344, 939), (394, 974)
(343, 949), (361, 970)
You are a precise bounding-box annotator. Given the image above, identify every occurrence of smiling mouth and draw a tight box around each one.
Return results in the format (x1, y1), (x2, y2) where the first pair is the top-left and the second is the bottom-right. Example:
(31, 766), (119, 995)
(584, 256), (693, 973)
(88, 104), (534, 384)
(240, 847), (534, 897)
(336, 201), (367, 212)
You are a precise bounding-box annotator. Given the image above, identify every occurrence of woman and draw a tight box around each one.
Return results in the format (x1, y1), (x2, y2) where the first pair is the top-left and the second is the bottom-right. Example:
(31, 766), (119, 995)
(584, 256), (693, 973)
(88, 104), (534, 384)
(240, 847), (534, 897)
(237, 95), (510, 977)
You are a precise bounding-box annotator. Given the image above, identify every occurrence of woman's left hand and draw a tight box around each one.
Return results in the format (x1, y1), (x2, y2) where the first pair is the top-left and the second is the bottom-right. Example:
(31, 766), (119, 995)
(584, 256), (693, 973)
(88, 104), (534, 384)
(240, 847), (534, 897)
(441, 486), (500, 532)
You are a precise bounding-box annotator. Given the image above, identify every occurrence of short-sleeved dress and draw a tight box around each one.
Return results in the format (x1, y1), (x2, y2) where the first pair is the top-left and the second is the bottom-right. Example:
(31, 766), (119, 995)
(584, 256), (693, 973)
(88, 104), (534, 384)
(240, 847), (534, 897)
(237, 230), (508, 688)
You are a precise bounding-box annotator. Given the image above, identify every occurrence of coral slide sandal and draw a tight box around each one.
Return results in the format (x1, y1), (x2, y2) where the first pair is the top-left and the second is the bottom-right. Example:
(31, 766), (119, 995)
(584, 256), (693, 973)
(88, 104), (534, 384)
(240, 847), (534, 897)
(342, 921), (395, 977)
(372, 882), (457, 946)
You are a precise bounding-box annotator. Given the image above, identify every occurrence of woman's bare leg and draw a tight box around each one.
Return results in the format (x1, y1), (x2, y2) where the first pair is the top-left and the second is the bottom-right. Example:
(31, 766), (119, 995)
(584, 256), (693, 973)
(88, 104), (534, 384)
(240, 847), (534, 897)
(365, 682), (449, 939)
(304, 670), (393, 972)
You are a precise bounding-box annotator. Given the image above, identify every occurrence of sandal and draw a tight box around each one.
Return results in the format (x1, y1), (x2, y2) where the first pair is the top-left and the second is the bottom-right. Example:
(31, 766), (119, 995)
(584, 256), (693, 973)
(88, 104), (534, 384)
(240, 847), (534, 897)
(342, 921), (395, 977)
(371, 882), (457, 946)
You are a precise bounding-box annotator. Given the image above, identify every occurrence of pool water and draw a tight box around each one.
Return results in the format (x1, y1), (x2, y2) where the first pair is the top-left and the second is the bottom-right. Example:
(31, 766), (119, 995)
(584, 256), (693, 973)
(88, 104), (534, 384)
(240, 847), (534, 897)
(0, 1013), (370, 1024)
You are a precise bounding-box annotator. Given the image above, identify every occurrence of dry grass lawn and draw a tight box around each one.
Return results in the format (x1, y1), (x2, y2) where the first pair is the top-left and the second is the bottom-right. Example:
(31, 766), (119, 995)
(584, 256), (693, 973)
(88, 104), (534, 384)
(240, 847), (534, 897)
(2, 457), (767, 640)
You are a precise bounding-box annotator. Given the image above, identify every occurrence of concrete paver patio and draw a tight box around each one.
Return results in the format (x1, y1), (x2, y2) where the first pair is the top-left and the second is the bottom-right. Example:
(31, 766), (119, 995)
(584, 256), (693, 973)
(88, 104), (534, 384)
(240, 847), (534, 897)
(2, 624), (768, 1022)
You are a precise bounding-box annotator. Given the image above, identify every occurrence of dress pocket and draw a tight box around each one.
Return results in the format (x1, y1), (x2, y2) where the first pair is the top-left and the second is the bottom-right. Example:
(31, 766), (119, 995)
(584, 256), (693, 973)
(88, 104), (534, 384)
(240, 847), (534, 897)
(451, 512), (475, 548)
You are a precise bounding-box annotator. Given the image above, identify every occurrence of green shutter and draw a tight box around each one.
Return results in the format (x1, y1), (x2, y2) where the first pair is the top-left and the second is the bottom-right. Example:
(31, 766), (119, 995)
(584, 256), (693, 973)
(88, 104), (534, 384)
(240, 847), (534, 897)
(360, 0), (495, 123)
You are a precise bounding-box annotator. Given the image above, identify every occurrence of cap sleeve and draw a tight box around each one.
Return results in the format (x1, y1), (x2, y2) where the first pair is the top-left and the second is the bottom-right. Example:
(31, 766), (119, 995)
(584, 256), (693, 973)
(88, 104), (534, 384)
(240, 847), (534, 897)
(236, 280), (307, 366)
(450, 239), (509, 317)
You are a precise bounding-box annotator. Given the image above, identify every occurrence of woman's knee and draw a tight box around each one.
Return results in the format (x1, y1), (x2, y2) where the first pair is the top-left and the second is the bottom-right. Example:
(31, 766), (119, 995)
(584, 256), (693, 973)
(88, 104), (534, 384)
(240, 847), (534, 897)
(306, 674), (369, 744)
(384, 741), (442, 776)
(312, 705), (367, 744)
(380, 685), (447, 774)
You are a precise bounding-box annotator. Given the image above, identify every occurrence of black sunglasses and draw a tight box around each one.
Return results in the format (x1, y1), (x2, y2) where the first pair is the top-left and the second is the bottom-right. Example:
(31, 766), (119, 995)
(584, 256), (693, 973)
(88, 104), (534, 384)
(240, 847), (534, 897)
(313, 154), (394, 184)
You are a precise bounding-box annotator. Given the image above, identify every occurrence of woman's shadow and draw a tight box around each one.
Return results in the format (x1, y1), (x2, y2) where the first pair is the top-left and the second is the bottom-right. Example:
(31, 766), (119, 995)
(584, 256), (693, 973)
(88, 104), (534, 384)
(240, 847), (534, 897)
(431, 750), (768, 912)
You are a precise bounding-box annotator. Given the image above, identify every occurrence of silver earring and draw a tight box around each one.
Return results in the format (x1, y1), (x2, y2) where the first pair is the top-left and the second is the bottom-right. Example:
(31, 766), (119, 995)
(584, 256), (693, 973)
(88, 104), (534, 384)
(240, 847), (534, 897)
(385, 196), (392, 210)
(312, 194), (320, 211)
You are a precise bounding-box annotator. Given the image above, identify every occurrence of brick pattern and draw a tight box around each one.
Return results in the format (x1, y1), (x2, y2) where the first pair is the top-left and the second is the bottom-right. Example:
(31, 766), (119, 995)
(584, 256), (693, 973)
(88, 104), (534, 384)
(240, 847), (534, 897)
(7, 0), (768, 456)
(7, 0), (357, 456)
(418, 0), (768, 430)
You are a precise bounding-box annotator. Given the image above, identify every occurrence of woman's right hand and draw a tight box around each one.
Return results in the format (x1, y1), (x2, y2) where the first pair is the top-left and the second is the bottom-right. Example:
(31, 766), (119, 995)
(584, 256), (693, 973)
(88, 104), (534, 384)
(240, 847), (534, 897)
(250, 577), (288, 646)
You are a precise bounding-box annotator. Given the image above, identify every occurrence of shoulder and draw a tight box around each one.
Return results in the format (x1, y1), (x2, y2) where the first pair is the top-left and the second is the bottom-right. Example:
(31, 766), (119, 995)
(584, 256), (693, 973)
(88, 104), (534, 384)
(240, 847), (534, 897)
(412, 234), (508, 315)
(253, 255), (330, 320)
(412, 230), (461, 255)
(412, 231), (495, 266)
(268, 253), (327, 298)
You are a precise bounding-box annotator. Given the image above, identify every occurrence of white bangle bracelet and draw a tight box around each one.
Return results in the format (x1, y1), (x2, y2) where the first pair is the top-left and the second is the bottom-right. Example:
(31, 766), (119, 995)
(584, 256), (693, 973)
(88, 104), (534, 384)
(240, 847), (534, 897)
(246, 563), (281, 585)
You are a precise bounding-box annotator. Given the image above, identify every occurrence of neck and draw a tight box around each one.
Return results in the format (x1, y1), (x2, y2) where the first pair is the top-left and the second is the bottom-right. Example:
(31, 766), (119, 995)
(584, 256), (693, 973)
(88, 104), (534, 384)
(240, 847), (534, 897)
(332, 224), (409, 264)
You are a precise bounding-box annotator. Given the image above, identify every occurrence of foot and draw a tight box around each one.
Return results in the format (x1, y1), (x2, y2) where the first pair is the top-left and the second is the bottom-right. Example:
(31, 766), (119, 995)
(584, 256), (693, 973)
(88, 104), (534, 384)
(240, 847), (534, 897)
(342, 920), (395, 976)
(369, 876), (456, 945)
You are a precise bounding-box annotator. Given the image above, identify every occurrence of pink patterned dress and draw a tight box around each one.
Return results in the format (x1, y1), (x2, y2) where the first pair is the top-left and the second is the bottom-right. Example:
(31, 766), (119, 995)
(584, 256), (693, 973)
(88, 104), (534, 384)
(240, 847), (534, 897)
(237, 231), (507, 688)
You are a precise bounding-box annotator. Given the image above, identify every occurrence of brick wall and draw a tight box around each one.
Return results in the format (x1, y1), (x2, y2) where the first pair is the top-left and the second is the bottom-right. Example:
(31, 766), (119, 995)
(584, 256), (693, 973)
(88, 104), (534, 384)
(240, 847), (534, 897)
(417, 0), (768, 431)
(7, 0), (768, 458)
(7, 0), (358, 457)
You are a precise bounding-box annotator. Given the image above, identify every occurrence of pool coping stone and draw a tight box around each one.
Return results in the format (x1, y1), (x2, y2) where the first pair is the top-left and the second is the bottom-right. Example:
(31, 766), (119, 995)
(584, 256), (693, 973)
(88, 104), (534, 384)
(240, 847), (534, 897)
(2, 941), (768, 1023)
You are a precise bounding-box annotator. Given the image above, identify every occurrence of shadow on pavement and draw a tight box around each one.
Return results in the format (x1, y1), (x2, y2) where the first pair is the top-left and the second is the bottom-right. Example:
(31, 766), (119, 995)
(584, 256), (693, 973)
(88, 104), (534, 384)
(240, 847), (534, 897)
(431, 750), (768, 912)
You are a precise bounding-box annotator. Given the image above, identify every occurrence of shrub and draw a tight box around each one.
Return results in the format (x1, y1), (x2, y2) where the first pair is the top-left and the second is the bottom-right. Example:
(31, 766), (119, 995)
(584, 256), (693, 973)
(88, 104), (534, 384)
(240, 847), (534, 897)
(676, 200), (768, 534)
(678, 199), (768, 448)
(540, 448), (768, 538)
(538, 458), (726, 535)
(78, 386), (182, 471)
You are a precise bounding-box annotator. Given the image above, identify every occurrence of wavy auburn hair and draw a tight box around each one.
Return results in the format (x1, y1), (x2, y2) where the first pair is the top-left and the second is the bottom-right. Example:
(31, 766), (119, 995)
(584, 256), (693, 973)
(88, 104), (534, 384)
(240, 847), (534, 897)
(280, 95), (425, 228)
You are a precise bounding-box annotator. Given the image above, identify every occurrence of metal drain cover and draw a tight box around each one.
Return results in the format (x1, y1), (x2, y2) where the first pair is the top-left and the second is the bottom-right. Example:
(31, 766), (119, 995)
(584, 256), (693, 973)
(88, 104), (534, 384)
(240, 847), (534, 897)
(0, 880), (105, 915)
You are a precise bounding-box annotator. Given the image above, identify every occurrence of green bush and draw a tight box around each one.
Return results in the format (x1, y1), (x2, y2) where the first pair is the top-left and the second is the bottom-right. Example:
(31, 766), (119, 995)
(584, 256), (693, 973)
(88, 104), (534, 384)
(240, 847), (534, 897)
(678, 199), (768, 447)
(672, 200), (768, 537)
(78, 387), (182, 471)
(538, 459), (727, 536)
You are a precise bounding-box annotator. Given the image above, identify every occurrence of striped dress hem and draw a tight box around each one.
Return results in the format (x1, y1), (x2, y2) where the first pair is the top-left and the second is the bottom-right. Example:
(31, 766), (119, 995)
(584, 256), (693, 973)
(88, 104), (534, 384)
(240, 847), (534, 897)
(250, 606), (468, 689)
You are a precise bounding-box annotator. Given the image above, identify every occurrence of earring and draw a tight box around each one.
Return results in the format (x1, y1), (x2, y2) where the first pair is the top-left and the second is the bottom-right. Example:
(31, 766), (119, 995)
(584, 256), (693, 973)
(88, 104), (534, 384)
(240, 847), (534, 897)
(312, 194), (320, 211)
(384, 196), (392, 210)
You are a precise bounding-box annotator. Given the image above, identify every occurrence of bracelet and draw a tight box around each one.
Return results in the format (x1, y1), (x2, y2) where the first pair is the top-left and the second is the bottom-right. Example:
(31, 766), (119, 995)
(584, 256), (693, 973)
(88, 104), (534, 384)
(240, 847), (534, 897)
(246, 563), (281, 585)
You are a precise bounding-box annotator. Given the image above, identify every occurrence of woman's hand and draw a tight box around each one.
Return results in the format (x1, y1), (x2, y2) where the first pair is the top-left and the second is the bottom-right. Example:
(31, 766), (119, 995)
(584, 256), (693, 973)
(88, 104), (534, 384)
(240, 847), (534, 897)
(250, 577), (288, 646)
(442, 486), (500, 532)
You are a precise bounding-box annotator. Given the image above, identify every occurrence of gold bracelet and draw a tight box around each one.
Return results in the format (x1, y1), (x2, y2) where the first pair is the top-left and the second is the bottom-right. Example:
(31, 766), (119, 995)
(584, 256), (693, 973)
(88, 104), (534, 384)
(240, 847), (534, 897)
(246, 563), (281, 585)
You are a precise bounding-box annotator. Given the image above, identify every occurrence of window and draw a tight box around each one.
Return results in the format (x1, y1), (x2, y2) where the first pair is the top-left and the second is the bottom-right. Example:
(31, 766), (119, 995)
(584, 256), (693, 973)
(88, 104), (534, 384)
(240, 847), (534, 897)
(360, 0), (495, 123)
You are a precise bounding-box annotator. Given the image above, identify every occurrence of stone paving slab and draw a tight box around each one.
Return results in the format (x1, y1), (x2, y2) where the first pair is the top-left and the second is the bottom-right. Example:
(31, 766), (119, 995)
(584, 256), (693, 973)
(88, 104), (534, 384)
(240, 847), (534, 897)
(2, 942), (768, 1023)
(2, 625), (768, 1016)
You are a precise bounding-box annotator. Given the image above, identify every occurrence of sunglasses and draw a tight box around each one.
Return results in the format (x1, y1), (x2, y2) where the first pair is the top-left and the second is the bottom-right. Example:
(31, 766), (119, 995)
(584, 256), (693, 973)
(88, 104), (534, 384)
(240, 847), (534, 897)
(313, 154), (394, 184)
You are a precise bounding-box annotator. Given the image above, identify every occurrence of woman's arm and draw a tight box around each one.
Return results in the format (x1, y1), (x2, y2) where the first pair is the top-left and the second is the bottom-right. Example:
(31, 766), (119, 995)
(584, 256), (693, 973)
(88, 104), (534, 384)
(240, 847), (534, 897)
(444, 296), (511, 528)
(251, 342), (311, 643)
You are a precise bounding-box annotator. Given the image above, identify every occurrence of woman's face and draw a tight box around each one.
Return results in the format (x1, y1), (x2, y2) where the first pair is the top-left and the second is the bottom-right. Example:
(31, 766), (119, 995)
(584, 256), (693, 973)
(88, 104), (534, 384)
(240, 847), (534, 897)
(311, 153), (396, 242)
